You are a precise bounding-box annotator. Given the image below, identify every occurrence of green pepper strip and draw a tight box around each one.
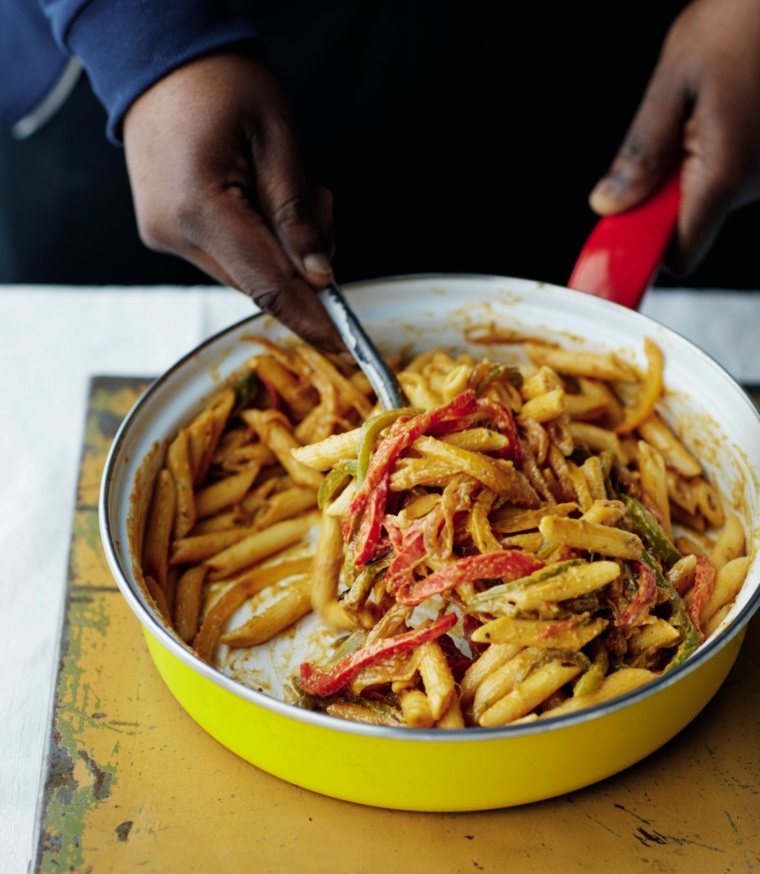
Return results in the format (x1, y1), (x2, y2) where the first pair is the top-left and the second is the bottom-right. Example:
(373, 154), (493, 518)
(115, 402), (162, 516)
(231, 371), (259, 417)
(356, 408), (419, 485)
(573, 664), (604, 697)
(317, 460), (358, 509)
(622, 494), (682, 568)
(640, 550), (699, 672)
(475, 364), (523, 395)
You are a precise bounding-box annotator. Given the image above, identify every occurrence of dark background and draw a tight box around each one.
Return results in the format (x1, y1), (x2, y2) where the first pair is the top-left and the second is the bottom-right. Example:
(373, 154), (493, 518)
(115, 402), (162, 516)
(1, 4), (757, 290)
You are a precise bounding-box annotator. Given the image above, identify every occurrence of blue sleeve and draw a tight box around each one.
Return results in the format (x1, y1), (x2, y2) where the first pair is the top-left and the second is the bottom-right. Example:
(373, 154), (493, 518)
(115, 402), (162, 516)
(40, 0), (261, 142)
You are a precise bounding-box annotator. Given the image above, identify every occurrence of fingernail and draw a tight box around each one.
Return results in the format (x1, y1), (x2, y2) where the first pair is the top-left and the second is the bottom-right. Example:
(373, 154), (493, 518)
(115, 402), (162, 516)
(589, 177), (628, 213)
(303, 253), (333, 276)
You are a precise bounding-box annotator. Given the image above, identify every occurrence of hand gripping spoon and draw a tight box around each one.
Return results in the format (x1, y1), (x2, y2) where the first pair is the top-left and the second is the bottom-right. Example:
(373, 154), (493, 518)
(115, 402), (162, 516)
(317, 282), (407, 409)
(568, 169), (681, 309)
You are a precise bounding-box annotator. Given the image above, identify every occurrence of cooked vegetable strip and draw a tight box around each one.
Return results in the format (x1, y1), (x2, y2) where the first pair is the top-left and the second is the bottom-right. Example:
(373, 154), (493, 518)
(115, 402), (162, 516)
(616, 339), (664, 433)
(299, 613), (458, 697)
(395, 551), (544, 606)
(616, 560), (656, 627)
(641, 551), (698, 672)
(688, 555), (716, 641)
(622, 495), (682, 568)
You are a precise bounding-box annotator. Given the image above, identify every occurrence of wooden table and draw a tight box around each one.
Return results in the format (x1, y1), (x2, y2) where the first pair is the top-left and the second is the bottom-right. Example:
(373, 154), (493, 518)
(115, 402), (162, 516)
(32, 374), (760, 874)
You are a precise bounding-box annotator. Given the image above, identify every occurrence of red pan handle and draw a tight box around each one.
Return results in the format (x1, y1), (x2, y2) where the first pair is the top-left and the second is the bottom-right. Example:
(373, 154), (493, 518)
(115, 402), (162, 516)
(568, 169), (681, 309)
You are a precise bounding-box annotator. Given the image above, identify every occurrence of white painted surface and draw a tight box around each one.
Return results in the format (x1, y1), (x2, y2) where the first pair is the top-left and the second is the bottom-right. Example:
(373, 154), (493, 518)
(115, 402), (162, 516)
(0, 283), (758, 873)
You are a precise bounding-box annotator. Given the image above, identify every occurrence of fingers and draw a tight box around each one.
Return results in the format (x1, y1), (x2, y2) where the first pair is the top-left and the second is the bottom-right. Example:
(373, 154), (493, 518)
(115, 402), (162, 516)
(249, 86), (335, 288)
(193, 184), (345, 351)
(665, 92), (759, 273)
(589, 57), (688, 217)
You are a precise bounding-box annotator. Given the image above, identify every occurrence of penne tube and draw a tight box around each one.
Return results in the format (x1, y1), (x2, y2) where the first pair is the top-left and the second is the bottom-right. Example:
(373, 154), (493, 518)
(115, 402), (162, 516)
(220, 576), (312, 647)
(397, 372), (442, 410)
(518, 388), (567, 424)
(710, 514), (745, 572)
(297, 345), (374, 419)
(190, 511), (244, 536)
(144, 574), (171, 623)
(638, 440), (672, 540)
(581, 455), (607, 501)
(543, 669), (656, 717)
(524, 342), (639, 382)
(703, 603), (733, 639)
(627, 618), (680, 655)
(564, 392), (610, 421)
(479, 660), (583, 727)
(193, 558), (313, 661)
(170, 526), (253, 565)
(570, 421), (625, 465)
(472, 616), (607, 650)
(491, 502), (578, 534)
(418, 641), (456, 722)
(194, 464), (260, 519)
(253, 487), (318, 531)
(501, 532), (544, 552)
(389, 458), (458, 491)
(637, 413), (701, 478)
(166, 429), (196, 539)
(242, 408), (324, 489)
(142, 468), (177, 590)
(310, 513), (345, 616)
(252, 355), (318, 416)
(186, 408), (216, 488)
(471, 649), (537, 723)
(693, 478), (725, 529)
(700, 556), (749, 626)
(581, 499), (625, 526)
(460, 643), (523, 709)
(567, 461), (593, 513)
(436, 690), (466, 729)
(290, 427), (361, 471)
(412, 436), (514, 494)
(164, 565), (180, 615)
(501, 560), (621, 610)
(400, 689), (436, 728)
(539, 514), (643, 560)
(205, 515), (314, 581)
(174, 565), (209, 643)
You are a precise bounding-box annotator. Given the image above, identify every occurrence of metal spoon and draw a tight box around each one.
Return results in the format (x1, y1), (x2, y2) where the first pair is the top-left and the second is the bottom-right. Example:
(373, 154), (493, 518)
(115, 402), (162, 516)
(317, 282), (407, 409)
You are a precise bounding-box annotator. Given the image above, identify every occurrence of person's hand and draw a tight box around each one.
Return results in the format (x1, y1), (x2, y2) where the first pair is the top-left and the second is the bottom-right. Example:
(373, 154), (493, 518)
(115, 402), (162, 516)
(123, 51), (343, 351)
(589, 0), (760, 274)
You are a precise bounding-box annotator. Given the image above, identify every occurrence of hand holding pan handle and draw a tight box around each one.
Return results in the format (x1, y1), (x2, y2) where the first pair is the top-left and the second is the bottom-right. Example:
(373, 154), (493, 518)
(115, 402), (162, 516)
(568, 169), (681, 310)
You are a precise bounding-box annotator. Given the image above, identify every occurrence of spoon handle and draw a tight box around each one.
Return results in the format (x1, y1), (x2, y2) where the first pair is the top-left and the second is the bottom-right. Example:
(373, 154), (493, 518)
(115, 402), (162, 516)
(317, 282), (406, 410)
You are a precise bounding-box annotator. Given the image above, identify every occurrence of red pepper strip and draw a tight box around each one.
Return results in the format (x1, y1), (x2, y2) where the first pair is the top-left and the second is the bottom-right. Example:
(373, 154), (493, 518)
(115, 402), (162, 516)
(474, 397), (522, 463)
(689, 555), (716, 642)
(616, 560), (657, 628)
(353, 473), (389, 566)
(396, 550), (545, 607)
(384, 520), (427, 593)
(342, 390), (479, 544)
(463, 614), (488, 656)
(298, 612), (458, 697)
(536, 614), (585, 640)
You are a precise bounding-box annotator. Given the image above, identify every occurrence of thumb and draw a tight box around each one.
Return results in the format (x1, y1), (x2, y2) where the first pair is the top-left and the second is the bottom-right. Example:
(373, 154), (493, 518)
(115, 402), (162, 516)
(589, 59), (688, 216)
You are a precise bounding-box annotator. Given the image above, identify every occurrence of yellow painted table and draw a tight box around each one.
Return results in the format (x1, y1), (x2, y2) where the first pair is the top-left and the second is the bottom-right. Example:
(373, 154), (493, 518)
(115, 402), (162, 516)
(34, 377), (760, 874)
